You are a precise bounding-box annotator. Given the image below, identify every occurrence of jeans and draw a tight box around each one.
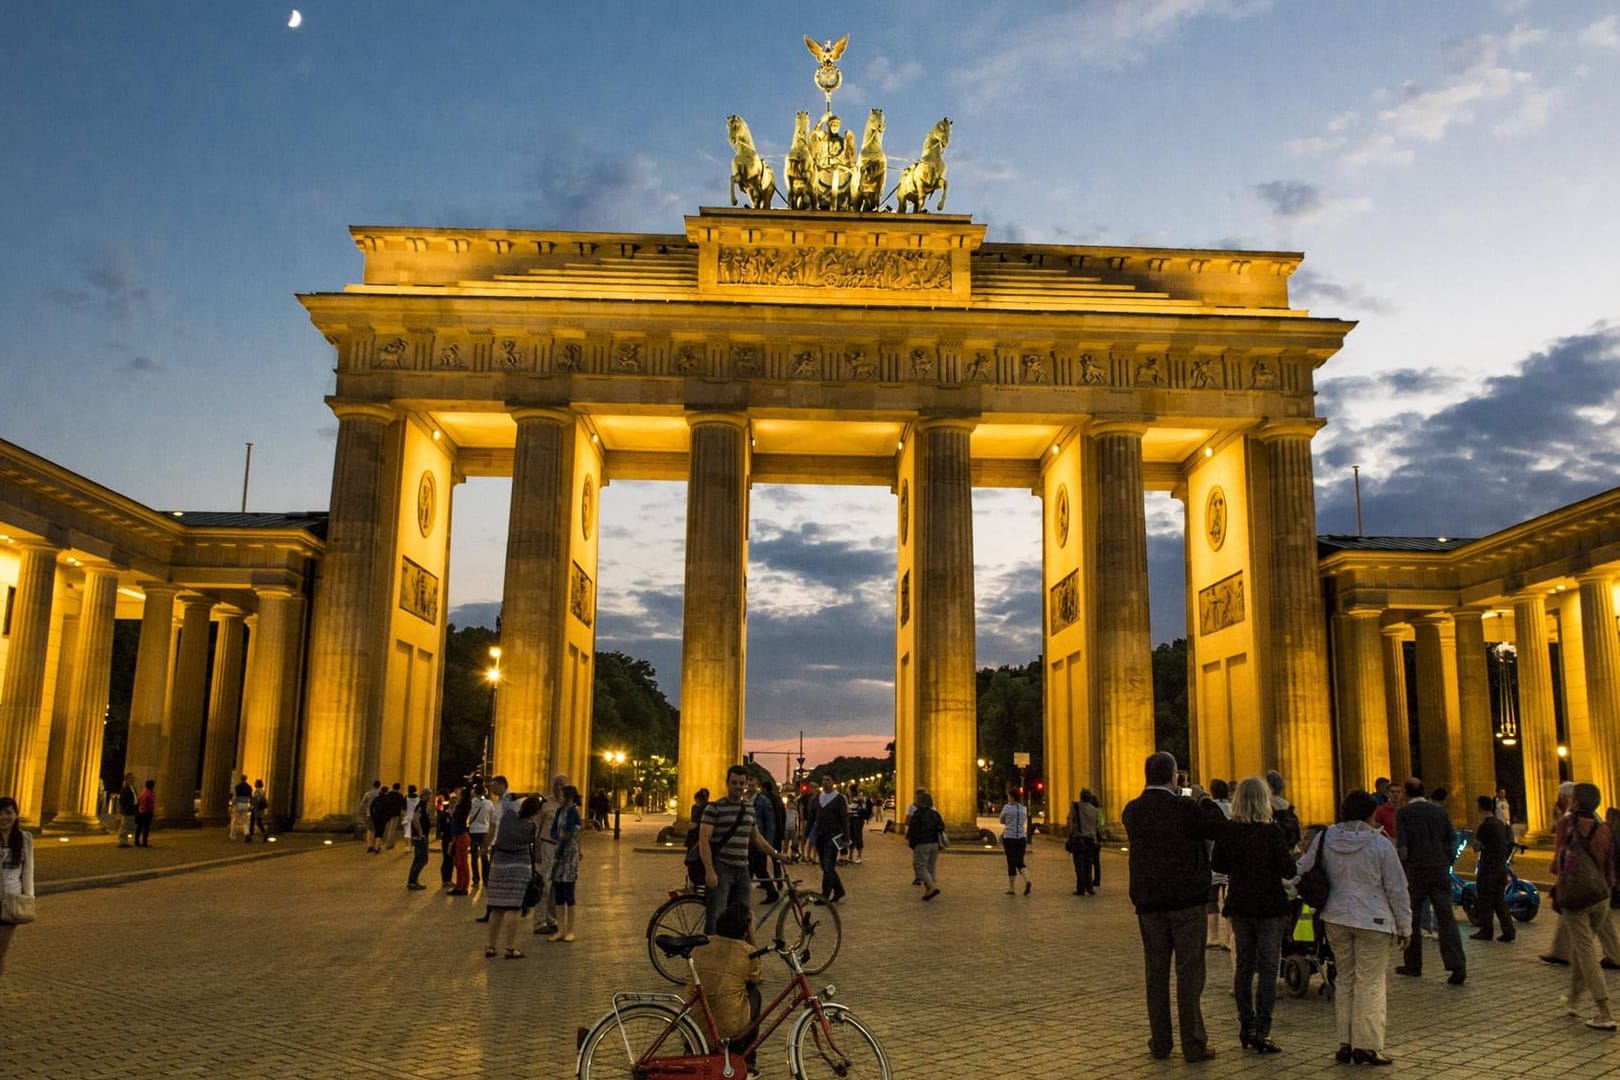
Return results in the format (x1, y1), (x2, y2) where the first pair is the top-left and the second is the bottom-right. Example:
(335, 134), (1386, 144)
(1231, 914), (1288, 1037)
(1071, 840), (1097, 892)
(439, 836), (454, 884)
(469, 832), (489, 886)
(133, 813), (153, 847)
(1136, 905), (1208, 1057)
(1474, 868), (1516, 939)
(407, 836), (429, 886)
(818, 840), (844, 899)
(1403, 866), (1465, 972)
(705, 861), (754, 934)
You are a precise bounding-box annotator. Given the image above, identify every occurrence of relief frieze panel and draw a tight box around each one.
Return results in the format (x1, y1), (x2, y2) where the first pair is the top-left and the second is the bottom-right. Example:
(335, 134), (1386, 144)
(716, 245), (951, 291)
(1050, 570), (1080, 634)
(1198, 571), (1245, 636)
(569, 561), (595, 627)
(399, 556), (440, 625)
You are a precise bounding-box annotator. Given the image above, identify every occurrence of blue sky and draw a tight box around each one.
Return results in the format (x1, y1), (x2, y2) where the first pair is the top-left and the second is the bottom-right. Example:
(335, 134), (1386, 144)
(4, 2), (1619, 761)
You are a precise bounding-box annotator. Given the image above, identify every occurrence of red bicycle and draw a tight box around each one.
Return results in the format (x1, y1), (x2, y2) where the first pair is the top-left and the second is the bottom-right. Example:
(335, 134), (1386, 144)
(576, 932), (890, 1079)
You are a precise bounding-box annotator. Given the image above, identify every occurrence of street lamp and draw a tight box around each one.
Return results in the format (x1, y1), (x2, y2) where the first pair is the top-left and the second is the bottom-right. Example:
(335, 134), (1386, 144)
(604, 750), (627, 839)
(483, 647), (502, 780)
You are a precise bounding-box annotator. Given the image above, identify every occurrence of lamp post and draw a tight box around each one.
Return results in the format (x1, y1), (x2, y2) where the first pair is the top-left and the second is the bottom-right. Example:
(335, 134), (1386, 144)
(483, 646), (502, 781)
(604, 750), (626, 839)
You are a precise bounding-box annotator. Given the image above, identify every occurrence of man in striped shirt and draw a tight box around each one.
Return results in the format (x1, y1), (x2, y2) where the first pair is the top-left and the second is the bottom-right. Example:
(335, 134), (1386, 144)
(699, 764), (781, 933)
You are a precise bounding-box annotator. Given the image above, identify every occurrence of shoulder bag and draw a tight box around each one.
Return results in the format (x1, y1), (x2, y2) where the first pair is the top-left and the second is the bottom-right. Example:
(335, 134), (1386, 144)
(1, 892), (36, 925)
(1295, 829), (1332, 909)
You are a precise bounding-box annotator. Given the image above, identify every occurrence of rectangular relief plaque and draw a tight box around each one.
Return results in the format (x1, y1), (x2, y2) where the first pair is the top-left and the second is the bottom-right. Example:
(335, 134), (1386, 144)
(399, 556), (440, 625)
(1198, 571), (1245, 637)
(900, 570), (911, 627)
(570, 561), (595, 628)
(1050, 570), (1079, 634)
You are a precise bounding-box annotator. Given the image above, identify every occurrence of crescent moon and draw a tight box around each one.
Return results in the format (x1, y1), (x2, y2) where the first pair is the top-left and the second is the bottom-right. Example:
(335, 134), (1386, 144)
(288, 10), (303, 28)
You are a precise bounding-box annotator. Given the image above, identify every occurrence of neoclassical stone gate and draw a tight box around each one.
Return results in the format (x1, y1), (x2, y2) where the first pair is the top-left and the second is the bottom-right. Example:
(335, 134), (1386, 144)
(294, 207), (1353, 831)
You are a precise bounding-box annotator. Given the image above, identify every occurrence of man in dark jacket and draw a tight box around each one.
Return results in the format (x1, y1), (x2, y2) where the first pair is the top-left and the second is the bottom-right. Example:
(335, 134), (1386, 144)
(1120, 752), (1227, 1063)
(1470, 794), (1516, 942)
(1395, 776), (1466, 983)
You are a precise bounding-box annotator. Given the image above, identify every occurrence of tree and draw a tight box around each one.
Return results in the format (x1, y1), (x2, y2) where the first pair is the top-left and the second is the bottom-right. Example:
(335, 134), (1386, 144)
(976, 660), (1044, 798)
(591, 650), (680, 761)
(1152, 638), (1190, 766)
(438, 623), (501, 787)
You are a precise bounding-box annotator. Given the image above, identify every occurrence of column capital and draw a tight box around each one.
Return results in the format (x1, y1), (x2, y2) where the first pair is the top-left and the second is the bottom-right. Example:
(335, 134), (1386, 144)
(1380, 623), (1412, 640)
(9, 538), (60, 557)
(252, 584), (300, 601)
(327, 399), (396, 424)
(1447, 606), (1489, 623)
(176, 592), (216, 612)
(1576, 568), (1615, 587)
(1254, 417), (1327, 443)
(1344, 605), (1386, 620)
(212, 603), (247, 621)
(1089, 419), (1150, 439)
(684, 411), (750, 432)
(1510, 587), (1551, 605)
(510, 406), (575, 427)
(915, 415), (978, 436)
(134, 580), (182, 599)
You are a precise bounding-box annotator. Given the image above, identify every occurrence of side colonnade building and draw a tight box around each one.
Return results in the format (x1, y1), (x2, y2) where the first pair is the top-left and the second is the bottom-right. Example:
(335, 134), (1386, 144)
(0, 438), (322, 830)
(1322, 489), (1620, 835)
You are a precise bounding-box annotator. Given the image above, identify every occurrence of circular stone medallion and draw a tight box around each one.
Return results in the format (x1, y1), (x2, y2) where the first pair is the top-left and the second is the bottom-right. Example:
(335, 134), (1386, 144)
(1055, 484), (1071, 548)
(416, 470), (436, 537)
(581, 475), (595, 540)
(1205, 486), (1228, 551)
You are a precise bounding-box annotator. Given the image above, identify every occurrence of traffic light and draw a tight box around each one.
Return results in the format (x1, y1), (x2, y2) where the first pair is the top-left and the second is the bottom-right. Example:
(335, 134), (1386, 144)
(1034, 780), (1045, 792)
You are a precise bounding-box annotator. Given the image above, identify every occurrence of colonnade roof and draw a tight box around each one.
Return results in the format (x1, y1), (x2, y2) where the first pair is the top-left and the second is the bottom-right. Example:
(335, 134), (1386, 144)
(1318, 483), (1620, 618)
(0, 436), (325, 606)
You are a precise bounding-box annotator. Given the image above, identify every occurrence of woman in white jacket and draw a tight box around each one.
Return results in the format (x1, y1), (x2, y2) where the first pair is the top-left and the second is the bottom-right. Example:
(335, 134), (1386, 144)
(0, 795), (36, 979)
(1296, 789), (1411, 1067)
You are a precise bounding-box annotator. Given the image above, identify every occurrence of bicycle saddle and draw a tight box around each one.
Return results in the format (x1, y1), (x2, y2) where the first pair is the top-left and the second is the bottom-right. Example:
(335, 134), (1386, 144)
(654, 933), (710, 958)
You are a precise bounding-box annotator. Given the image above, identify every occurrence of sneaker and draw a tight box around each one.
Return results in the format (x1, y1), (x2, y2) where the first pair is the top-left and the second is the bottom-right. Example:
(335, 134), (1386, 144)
(1586, 1018), (1618, 1031)
(562, 932), (576, 942)
(1023, 879), (1032, 896)
(549, 931), (564, 942)
(1541, 954), (1570, 966)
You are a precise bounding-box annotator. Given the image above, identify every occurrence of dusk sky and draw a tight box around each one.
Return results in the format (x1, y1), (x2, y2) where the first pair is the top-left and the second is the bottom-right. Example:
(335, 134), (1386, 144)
(4, 2), (1618, 772)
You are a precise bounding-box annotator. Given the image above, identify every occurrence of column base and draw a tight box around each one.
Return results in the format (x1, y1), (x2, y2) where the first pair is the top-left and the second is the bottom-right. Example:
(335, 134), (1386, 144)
(43, 813), (107, 834)
(293, 814), (364, 835)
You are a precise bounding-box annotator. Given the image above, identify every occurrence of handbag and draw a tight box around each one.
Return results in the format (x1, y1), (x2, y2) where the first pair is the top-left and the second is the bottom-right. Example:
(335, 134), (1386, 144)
(1555, 822), (1609, 912)
(937, 829), (950, 849)
(521, 870), (545, 912)
(1295, 829), (1332, 908)
(1, 892), (36, 925)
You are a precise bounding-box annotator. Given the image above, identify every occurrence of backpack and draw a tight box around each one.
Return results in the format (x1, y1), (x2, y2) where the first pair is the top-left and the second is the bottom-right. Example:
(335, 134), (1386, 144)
(1555, 819), (1609, 913)
(1273, 804), (1302, 853)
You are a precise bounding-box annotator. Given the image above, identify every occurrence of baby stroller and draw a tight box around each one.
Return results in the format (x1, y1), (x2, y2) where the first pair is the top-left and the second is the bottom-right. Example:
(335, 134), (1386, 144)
(1280, 896), (1337, 999)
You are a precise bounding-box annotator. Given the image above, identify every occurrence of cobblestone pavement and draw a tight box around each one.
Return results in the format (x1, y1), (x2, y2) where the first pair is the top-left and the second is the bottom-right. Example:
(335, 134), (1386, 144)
(1, 816), (1611, 1078)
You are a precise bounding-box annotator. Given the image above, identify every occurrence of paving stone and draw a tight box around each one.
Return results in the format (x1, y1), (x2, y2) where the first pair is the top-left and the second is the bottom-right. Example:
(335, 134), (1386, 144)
(0, 818), (1610, 1077)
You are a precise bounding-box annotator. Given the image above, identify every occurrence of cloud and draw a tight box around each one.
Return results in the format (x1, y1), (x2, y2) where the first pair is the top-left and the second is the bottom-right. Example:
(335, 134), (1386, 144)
(1288, 266), (1395, 316)
(954, 0), (1273, 108)
(1289, 24), (1556, 169)
(115, 355), (164, 378)
(1313, 324), (1620, 536)
(42, 254), (153, 324)
(1579, 15), (1620, 49)
(1250, 180), (1373, 226)
(865, 54), (923, 92)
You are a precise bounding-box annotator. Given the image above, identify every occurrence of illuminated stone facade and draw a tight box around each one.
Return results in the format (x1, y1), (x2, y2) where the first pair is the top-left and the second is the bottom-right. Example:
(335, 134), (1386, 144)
(0, 439), (321, 830)
(1322, 492), (1620, 833)
(294, 207), (1353, 831)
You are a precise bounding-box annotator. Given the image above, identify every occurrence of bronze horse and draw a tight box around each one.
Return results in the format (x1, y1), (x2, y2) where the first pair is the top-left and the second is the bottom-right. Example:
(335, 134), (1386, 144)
(727, 114), (777, 210)
(895, 116), (950, 214)
(853, 108), (886, 213)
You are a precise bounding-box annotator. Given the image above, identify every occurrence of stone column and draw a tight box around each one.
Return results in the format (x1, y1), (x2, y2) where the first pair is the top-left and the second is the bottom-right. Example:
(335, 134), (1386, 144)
(0, 542), (58, 810)
(1512, 590), (1559, 835)
(1452, 608), (1497, 812)
(1092, 422), (1153, 826)
(913, 418), (977, 831)
(1412, 614), (1457, 799)
(158, 596), (213, 825)
(48, 566), (119, 831)
(196, 605), (246, 826)
(1577, 571), (1620, 810)
(498, 408), (574, 794)
(678, 414), (749, 814)
(298, 402), (398, 828)
(1334, 607), (1391, 792)
(239, 588), (303, 825)
(1381, 627), (1413, 783)
(1256, 421), (1336, 825)
(121, 582), (179, 786)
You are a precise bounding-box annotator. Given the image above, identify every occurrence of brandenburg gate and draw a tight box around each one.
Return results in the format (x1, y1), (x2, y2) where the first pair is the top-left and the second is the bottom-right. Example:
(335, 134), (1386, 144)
(295, 192), (1353, 832)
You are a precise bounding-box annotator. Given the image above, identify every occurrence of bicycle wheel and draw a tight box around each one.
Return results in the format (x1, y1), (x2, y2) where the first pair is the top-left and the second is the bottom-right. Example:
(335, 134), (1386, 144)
(778, 893), (842, 975)
(646, 894), (709, 983)
(789, 1003), (890, 1080)
(577, 1002), (706, 1080)
(1508, 881), (1540, 922)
